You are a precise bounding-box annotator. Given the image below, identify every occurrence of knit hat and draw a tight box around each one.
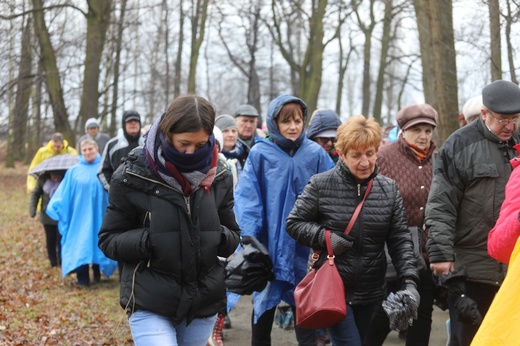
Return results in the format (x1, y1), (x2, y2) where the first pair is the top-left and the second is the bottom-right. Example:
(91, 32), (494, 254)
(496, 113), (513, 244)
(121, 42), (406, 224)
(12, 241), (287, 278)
(462, 95), (483, 120)
(396, 104), (438, 130)
(234, 104), (259, 118)
(482, 80), (520, 114)
(213, 126), (223, 151)
(123, 110), (141, 123)
(85, 118), (100, 131)
(215, 114), (237, 131)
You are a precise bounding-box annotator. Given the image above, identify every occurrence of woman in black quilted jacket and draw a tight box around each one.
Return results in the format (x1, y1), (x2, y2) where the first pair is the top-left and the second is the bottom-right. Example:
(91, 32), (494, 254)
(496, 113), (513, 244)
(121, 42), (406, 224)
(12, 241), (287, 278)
(98, 95), (240, 346)
(286, 115), (419, 346)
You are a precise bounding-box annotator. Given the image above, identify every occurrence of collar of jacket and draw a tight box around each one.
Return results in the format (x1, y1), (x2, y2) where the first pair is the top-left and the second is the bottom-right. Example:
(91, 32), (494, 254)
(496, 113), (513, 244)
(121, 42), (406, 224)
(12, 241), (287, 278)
(477, 116), (518, 147)
(123, 147), (228, 191)
(336, 159), (378, 185)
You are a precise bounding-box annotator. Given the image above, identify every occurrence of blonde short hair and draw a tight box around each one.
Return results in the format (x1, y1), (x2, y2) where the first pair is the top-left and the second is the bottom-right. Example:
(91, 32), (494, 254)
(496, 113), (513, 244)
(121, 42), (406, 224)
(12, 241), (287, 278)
(336, 115), (381, 154)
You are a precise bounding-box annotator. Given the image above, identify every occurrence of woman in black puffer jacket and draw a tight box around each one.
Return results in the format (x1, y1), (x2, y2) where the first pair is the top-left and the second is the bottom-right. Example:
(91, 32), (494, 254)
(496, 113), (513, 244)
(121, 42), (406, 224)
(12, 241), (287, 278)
(286, 115), (419, 346)
(98, 95), (240, 346)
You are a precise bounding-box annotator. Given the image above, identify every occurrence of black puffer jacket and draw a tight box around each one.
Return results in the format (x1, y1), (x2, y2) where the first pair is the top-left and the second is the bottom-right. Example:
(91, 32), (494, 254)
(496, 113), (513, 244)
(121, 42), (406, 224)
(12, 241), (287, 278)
(286, 161), (419, 305)
(98, 148), (240, 325)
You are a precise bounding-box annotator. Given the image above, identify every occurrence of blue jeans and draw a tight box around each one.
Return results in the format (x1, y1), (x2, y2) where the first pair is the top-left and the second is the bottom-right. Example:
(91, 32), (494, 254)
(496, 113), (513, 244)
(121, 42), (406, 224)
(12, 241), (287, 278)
(327, 304), (362, 346)
(128, 310), (217, 346)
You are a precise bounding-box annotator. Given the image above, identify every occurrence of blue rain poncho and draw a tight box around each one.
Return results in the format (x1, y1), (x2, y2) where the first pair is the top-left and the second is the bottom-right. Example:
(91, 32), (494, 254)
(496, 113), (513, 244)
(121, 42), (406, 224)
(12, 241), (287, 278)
(47, 154), (117, 279)
(234, 95), (334, 322)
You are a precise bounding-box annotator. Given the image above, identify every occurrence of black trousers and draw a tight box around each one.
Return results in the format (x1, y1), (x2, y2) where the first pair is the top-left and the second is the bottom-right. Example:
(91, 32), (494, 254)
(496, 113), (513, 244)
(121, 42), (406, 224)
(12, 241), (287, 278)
(76, 264), (101, 286)
(448, 281), (498, 346)
(251, 306), (316, 346)
(365, 268), (435, 346)
(43, 224), (61, 267)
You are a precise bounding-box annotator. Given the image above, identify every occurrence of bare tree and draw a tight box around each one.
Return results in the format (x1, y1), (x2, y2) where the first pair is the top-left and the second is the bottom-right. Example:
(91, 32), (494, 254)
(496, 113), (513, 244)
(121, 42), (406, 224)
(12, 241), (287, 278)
(31, 0), (74, 145)
(76, 0), (112, 133)
(335, 31), (355, 116)
(107, 0), (128, 136)
(488, 0), (502, 80)
(216, 1), (263, 121)
(372, 0), (394, 123)
(414, 0), (458, 145)
(352, 0), (377, 117)
(270, 0), (345, 122)
(188, 0), (210, 93)
(11, 16), (33, 163)
(502, 0), (518, 84)
(174, 1), (184, 98)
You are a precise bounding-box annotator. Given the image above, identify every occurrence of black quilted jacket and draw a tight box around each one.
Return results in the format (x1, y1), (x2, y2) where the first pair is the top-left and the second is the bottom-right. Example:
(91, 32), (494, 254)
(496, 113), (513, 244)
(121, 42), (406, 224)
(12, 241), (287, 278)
(98, 148), (240, 326)
(286, 161), (419, 305)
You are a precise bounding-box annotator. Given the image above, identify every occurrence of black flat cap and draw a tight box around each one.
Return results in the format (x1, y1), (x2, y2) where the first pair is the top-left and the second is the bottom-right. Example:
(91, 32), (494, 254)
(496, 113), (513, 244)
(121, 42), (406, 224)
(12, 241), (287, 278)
(482, 80), (520, 114)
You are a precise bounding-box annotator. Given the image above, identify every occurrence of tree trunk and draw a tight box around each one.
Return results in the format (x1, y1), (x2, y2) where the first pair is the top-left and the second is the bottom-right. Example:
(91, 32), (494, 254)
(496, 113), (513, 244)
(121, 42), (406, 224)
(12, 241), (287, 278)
(188, 0), (209, 94)
(27, 60), (44, 164)
(299, 0), (327, 118)
(31, 0), (73, 145)
(430, 0), (459, 146)
(353, 0), (376, 117)
(504, 0), (517, 84)
(372, 0), (393, 124)
(247, 4), (262, 126)
(12, 17), (33, 162)
(78, 0), (113, 133)
(174, 2), (184, 98)
(109, 0), (127, 136)
(5, 3), (16, 168)
(488, 0), (502, 81)
(413, 0), (435, 105)
(270, 0), (328, 124)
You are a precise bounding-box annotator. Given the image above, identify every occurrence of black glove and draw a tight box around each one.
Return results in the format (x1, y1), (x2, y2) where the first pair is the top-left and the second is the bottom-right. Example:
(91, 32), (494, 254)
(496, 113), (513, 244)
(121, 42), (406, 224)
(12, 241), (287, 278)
(405, 281), (421, 308)
(318, 230), (354, 255)
(446, 274), (483, 325)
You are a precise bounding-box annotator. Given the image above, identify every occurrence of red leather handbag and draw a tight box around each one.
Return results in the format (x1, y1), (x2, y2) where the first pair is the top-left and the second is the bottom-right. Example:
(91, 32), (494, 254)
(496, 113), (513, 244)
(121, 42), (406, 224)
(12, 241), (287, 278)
(294, 180), (373, 329)
(294, 230), (346, 329)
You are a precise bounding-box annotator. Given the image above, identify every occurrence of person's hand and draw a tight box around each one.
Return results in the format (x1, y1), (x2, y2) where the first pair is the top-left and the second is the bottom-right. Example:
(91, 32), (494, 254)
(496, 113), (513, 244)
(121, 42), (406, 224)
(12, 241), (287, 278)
(318, 229), (353, 255)
(430, 261), (454, 276)
(405, 282), (421, 308)
(383, 281), (420, 331)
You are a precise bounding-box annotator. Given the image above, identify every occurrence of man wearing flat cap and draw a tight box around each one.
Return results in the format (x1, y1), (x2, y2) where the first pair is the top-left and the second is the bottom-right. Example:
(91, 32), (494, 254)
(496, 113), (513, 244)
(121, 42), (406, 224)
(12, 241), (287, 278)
(234, 104), (266, 161)
(426, 80), (520, 346)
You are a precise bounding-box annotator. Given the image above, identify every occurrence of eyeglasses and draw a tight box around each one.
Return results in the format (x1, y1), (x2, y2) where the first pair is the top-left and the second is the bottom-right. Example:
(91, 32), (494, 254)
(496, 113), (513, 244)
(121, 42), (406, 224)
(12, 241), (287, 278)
(488, 111), (520, 125)
(316, 137), (336, 144)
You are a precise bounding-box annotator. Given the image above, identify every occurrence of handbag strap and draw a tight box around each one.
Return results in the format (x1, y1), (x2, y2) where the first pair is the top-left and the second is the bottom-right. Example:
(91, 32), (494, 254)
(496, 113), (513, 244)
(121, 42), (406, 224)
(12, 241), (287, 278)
(344, 179), (373, 235)
(325, 230), (333, 257)
(310, 179), (373, 269)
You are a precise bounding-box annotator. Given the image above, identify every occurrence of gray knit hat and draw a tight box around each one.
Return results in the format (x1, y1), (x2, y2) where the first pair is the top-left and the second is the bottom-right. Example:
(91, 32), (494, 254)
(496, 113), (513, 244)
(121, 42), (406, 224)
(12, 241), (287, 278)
(215, 114), (237, 131)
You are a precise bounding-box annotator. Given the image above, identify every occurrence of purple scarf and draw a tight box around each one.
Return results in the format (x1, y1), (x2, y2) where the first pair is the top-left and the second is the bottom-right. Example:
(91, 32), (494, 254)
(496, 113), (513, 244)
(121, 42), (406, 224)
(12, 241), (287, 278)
(144, 113), (217, 195)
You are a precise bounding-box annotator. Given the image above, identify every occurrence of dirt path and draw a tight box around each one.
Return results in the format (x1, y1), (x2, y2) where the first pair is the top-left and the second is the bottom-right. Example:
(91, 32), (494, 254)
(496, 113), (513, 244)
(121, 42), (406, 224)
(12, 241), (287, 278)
(223, 297), (449, 345)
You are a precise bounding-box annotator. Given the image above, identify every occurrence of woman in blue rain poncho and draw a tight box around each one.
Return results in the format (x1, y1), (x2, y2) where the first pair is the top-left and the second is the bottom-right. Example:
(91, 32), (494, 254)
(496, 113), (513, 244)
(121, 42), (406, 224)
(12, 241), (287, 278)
(47, 138), (117, 287)
(234, 95), (334, 345)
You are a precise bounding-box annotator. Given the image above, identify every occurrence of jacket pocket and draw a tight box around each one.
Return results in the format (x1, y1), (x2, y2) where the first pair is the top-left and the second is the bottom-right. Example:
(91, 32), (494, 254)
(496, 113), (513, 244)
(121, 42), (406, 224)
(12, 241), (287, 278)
(471, 164), (499, 179)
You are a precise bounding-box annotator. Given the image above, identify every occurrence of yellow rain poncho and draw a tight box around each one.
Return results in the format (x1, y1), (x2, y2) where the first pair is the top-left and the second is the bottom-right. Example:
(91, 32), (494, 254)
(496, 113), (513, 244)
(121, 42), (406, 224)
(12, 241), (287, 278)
(472, 237), (520, 345)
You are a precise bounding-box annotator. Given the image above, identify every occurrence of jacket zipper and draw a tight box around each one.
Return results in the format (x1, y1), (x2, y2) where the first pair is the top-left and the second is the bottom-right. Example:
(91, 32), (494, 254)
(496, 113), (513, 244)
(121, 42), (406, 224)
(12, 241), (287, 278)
(357, 183), (361, 197)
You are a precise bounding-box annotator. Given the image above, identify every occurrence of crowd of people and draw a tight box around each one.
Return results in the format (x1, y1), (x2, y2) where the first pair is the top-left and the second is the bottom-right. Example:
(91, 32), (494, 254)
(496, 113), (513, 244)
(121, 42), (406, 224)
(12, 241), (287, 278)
(25, 79), (520, 346)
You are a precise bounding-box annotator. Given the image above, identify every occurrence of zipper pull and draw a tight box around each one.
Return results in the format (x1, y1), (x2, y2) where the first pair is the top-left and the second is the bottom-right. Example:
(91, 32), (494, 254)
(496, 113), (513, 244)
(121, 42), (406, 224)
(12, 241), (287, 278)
(184, 196), (191, 215)
(357, 183), (361, 197)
